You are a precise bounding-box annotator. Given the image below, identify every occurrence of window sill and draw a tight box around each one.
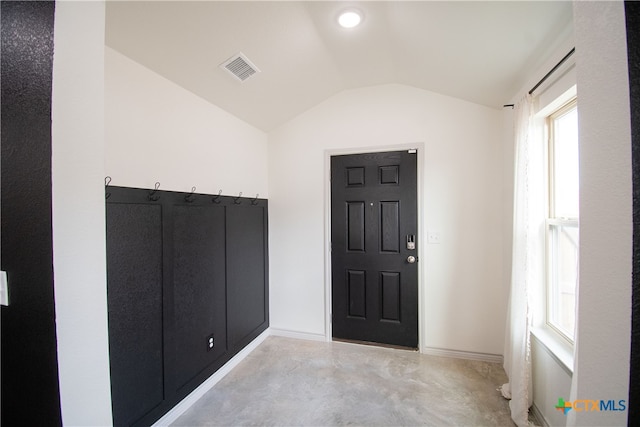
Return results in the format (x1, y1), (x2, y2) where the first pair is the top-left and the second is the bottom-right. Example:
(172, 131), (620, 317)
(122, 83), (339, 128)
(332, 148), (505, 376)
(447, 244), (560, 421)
(531, 326), (574, 376)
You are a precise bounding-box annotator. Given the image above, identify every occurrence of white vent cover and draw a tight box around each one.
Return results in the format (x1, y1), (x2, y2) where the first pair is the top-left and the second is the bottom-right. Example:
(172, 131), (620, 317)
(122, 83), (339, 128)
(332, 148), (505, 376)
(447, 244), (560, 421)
(220, 52), (260, 82)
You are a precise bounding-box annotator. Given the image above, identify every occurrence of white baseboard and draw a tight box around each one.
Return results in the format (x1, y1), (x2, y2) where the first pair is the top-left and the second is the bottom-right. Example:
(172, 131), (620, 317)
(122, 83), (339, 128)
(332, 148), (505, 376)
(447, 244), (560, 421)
(421, 346), (503, 364)
(151, 329), (270, 426)
(530, 402), (549, 427)
(269, 327), (327, 342)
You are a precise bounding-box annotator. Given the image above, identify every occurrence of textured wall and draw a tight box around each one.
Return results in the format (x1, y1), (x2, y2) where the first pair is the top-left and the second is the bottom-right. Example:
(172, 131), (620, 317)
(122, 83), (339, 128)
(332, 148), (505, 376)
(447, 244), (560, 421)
(0, 1), (61, 424)
(105, 187), (269, 425)
(627, 0), (640, 423)
(569, 1), (632, 425)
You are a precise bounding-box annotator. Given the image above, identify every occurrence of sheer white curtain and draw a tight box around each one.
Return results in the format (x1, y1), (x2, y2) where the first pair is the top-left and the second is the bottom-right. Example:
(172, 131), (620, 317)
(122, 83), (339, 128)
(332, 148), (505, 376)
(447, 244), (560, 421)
(501, 94), (544, 427)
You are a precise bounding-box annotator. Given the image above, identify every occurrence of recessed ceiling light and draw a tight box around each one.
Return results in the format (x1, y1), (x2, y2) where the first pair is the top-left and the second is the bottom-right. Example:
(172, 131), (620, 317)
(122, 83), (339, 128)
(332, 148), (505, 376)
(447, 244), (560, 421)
(338, 9), (363, 29)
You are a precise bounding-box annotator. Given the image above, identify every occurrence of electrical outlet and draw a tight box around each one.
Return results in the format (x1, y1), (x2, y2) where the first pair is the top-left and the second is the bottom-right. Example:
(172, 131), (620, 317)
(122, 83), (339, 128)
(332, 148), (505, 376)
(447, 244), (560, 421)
(207, 335), (214, 351)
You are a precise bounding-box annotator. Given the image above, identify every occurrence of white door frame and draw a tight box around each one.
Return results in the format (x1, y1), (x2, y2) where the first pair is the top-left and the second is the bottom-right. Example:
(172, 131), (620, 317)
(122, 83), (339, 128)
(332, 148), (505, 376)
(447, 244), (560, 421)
(323, 142), (426, 352)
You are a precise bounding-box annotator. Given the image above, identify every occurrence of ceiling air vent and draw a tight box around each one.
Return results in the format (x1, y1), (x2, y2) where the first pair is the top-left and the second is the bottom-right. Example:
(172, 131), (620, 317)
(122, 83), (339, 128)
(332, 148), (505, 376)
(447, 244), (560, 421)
(220, 52), (260, 82)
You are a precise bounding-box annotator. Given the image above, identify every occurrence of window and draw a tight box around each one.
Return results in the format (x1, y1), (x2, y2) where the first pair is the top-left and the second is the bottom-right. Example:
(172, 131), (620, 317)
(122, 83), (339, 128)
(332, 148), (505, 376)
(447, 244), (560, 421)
(546, 99), (579, 342)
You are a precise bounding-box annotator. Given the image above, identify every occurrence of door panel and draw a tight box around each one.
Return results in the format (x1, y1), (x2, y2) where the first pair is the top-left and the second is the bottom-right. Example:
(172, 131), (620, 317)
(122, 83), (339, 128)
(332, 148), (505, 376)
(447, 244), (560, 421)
(380, 201), (400, 253)
(331, 150), (418, 348)
(347, 202), (366, 252)
(347, 270), (367, 318)
(380, 271), (401, 322)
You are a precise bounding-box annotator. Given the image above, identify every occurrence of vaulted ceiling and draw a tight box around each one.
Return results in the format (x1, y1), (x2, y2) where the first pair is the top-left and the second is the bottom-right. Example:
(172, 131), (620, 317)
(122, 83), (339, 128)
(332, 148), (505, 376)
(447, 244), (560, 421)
(105, 1), (573, 132)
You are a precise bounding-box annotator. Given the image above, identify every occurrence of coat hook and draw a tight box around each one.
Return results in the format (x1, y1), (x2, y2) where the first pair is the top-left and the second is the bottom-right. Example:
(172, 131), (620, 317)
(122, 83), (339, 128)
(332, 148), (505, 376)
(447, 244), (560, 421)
(212, 189), (222, 204)
(105, 176), (112, 200)
(251, 193), (259, 205)
(185, 186), (196, 203)
(148, 181), (161, 201)
(234, 192), (243, 204)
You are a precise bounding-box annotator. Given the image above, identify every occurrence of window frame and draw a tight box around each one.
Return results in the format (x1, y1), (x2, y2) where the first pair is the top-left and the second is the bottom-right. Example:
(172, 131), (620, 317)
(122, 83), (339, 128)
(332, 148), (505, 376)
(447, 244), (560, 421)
(544, 97), (579, 345)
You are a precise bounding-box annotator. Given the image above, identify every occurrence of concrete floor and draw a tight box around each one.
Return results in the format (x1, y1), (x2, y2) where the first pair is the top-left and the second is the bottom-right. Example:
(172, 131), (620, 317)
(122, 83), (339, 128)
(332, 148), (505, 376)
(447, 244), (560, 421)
(172, 336), (516, 426)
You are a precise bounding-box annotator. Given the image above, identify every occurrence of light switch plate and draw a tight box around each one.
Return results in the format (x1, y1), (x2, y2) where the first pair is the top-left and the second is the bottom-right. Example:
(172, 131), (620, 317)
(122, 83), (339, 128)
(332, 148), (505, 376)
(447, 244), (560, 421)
(427, 231), (441, 244)
(1, 271), (8, 306)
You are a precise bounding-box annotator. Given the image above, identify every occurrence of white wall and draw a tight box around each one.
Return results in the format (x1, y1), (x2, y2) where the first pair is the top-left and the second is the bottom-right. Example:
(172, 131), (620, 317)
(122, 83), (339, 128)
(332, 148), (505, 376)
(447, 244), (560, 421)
(501, 108), (515, 330)
(532, 337), (573, 427)
(51, 1), (113, 424)
(105, 47), (268, 197)
(268, 83), (507, 355)
(569, 1), (631, 425)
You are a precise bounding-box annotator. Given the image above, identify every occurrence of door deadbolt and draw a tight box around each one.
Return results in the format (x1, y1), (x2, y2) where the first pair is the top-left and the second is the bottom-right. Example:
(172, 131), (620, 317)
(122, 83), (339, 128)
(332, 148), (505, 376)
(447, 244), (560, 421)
(406, 235), (416, 250)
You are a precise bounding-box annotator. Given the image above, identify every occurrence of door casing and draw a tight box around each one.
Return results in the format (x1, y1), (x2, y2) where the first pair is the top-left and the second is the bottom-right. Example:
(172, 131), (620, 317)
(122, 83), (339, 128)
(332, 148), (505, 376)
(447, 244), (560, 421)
(323, 143), (425, 352)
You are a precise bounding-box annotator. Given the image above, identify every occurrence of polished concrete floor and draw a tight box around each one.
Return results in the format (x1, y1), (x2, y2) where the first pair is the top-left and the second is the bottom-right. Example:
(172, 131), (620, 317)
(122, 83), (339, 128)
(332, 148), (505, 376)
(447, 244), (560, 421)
(172, 336), (515, 426)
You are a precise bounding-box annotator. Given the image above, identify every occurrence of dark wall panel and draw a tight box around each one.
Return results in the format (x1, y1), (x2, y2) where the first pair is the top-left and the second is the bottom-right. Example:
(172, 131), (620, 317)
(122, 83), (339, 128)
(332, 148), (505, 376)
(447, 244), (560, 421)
(627, 1), (640, 424)
(105, 187), (269, 426)
(106, 203), (164, 427)
(0, 2), (62, 424)
(173, 205), (227, 392)
(226, 205), (268, 349)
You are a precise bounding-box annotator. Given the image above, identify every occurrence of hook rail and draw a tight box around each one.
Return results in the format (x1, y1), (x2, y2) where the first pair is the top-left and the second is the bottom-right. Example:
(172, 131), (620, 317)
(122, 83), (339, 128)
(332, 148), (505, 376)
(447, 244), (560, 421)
(105, 176), (112, 200)
(148, 182), (161, 201)
(185, 186), (197, 203)
(212, 190), (222, 204)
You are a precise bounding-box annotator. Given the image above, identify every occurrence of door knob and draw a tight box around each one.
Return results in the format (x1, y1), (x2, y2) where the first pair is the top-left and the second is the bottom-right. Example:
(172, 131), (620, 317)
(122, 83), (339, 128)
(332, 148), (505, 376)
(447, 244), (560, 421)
(407, 256), (416, 264)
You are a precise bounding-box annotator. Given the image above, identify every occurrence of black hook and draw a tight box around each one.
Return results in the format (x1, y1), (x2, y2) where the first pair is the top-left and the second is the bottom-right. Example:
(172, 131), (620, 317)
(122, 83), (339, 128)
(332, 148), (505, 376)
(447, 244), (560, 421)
(185, 186), (196, 203)
(251, 194), (259, 205)
(105, 176), (112, 200)
(148, 182), (161, 201)
(212, 189), (222, 204)
(233, 192), (243, 204)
